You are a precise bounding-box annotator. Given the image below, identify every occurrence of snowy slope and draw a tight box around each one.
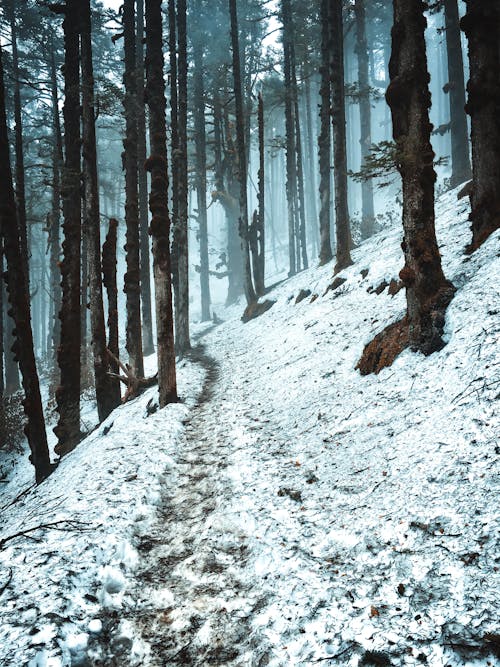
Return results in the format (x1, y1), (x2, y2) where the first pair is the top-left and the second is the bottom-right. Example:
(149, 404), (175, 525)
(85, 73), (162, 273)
(0, 187), (498, 667)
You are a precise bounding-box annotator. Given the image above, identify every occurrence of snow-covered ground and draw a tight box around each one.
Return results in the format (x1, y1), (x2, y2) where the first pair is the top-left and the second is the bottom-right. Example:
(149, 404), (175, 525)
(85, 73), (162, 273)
(0, 187), (498, 666)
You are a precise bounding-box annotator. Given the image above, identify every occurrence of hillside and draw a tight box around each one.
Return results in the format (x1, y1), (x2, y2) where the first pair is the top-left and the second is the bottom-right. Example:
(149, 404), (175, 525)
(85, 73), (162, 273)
(0, 187), (498, 667)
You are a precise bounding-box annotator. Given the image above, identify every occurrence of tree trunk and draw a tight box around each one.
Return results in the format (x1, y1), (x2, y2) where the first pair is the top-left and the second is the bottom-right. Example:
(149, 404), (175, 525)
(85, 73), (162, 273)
(304, 67), (319, 258)
(255, 91), (266, 296)
(9, 2), (29, 291)
(0, 45), (51, 482)
(81, 0), (117, 421)
(168, 0), (180, 340)
(354, 0), (375, 240)
(54, 0), (82, 455)
(282, 0), (298, 276)
(386, 0), (455, 354)
(318, 0), (333, 266)
(174, 0), (191, 353)
(292, 55), (308, 271)
(102, 218), (121, 407)
(229, 0), (256, 305)
(49, 39), (63, 368)
(443, 0), (471, 189)
(123, 0), (144, 378)
(330, 0), (352, 273)
(136, 0), (155, 355)
(145, 0), (177, 407)
(192, 4), (211, 322)
(461, 1), (500, 251)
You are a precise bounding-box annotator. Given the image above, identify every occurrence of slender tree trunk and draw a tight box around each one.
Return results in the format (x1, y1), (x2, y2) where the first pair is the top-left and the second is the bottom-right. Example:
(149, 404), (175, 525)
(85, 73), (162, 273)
(80, 207), (89, 383)
(304, 68), (319, 258)
(136, 0), (155, 355)
(443, 0), (471, 188)
(0, 45), (51, 482)
(168, 0), (180, 339)
(0, 251), (4, 399)
(102, 219), (121, 407)
(354, 0), (375, 240)
(282, 0), (298, 276)
(123, 0), (144, 378)
(9, 2), (29, 291)
(229, 0), (256, 304)
(81, 0), (117, 421)
(330, 0), (352, 273)
(145, 0), (177, 407)
(255, 91), (266, 296)
(386, 0), (455, 354)
(174, 0), (191, 353)
(318, 0), (333, 265)
(49, 41), (63, 368)
(461, 1), (500, 251)
(192, 5), (211, 321)
(54, 0), (82, 455)
(292, 56), (308, 270)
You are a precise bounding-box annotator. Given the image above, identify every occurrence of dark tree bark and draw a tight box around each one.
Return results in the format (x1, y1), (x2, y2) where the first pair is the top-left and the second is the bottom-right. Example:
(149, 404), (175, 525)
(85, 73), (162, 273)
(461, 1), (500, 251)
(54, 0), (82, 455)
(173, 0), (191, 354)
(136, 0), (155, 355)
(145, 0), (177, 407)
(282, 0), (298, 276)
(386, 0), (455, 353)
(354, 0), (375, 240)
(318, 0), (333, 265)
(123, 0), (144, 378)
(0, 45), (51, 482)
(292, 56), (308, 271)
(303, 66), (319, 258)
(9, 1), (29, 291)
(192, 4), (211, 322)
(102, 218), (121, 407)
(444, 0), (471, 189)
(229, 0), (256, 305)
(330, 0), (353, 273)
(0, 251), (4, 399)
(81, 0), (117, 421)
(49, 39), (63, 367)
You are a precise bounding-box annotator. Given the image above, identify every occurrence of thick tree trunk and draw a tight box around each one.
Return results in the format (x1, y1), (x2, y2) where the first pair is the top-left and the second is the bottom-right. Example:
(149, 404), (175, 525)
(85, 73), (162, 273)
(461, 1), (500, 251)
(136, 0), (155, 355)
(0, 46), (51, 482)
(102, 219), (121, 407)
(145, 0), (177, 407)
(174, 0), (191, 353)
(123, 0), (144, 378)
(9, 2), (29, 291)
(330, 0), (352, 273)
(444, 0), (471, 189)
(54, 0), (82, 455)
(81, 0), (117, 421)
(282, 0), (298, 276)
(229, 0), (256, 305)
(192, 5), (211, 322)
(386, 0), (455, 354)
(354, 0), (375, 240)
(318, 0), (333, 266)
(49, 40), (63, 368)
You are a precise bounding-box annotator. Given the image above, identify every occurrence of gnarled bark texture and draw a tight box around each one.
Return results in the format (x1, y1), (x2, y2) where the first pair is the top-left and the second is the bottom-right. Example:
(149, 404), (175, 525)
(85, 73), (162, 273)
(123, 0), (144, 378)
(54, 0), (82, 455)
(81, 0), (116, 422)
(386, 0), (455, 354)
(461, 1), (500, 251)
(0, 45), (51, 482)
(145, 0), (178, 407)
